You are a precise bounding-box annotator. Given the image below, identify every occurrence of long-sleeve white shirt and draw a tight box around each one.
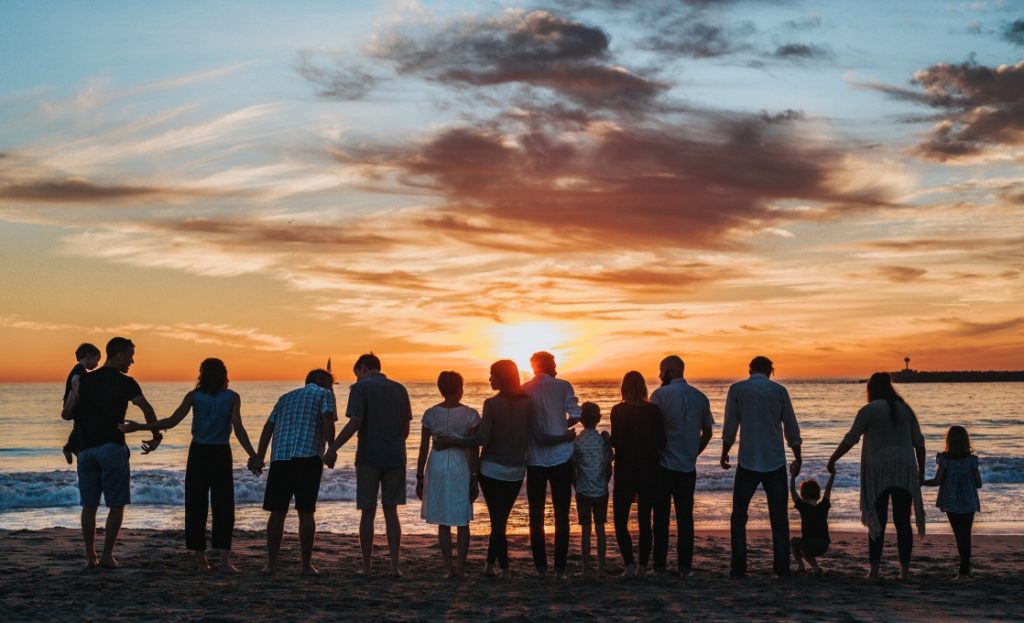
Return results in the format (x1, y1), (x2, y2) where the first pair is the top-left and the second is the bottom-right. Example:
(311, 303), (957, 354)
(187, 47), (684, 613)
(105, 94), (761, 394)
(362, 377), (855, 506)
(722, 373), (801, 472)
(523, 373), (581, 467)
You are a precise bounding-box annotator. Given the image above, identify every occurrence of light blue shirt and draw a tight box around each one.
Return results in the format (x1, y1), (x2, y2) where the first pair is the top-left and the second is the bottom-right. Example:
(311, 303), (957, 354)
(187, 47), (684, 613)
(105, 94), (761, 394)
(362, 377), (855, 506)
(651, 378), (714, 473)
(722, 373), (801, 472)
(523, 373), (581, 467)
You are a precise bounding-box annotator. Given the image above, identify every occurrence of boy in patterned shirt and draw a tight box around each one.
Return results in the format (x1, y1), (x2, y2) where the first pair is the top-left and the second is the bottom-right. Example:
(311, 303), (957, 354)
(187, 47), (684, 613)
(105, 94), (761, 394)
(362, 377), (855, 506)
(572, 402), (612, 576)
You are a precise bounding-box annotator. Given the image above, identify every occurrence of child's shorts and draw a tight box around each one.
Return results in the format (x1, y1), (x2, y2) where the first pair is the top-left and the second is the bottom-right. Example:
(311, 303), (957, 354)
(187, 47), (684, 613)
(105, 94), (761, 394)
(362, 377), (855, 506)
(791, 536), (829, 558)
(575, 493), (608, 526)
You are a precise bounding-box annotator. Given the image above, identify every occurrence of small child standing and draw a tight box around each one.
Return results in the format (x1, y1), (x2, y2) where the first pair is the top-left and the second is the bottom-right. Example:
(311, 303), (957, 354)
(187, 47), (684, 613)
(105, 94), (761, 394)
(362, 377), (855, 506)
(61, 343), (101, 464)
(923, 425), (982, 580)
(790, 468), (835, 575)
(572, 402), (612, 577)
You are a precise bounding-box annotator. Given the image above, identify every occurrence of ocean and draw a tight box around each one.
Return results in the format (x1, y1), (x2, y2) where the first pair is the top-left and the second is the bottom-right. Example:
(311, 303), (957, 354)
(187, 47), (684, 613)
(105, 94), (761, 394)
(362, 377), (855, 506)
(1, 379), (1022, 535)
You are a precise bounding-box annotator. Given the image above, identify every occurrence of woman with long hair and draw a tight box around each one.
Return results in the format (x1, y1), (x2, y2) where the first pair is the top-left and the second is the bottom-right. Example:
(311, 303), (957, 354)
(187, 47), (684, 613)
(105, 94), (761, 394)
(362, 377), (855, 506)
(435, 359), (534, 580)
(827, 372), (926, 580)
(610, 370), (666, 576)
(120, 358), (257, 572)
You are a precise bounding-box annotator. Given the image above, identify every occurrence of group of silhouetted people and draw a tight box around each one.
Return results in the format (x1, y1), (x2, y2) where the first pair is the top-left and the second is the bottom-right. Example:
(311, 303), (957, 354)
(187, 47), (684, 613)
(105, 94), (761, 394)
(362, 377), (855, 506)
(61, 338), (982, 581)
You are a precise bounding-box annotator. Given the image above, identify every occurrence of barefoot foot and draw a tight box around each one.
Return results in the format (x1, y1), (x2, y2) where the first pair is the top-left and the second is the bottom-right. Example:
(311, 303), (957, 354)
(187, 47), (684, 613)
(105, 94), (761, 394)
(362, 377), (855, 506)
(301, 565), (320, 576)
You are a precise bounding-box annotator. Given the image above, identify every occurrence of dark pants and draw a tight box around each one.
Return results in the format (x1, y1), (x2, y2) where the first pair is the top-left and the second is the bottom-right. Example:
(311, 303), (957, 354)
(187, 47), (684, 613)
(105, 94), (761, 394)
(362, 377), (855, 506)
(613, 477), (657, 566)
(947, 512), (974, 575)
(480, 474), (522, 569)
(185, 442), (235, 551)
(730, 465), (790, 576)
(868, 487), (913, 566)
(653, 468), (697, 571)
(527, 461), (573, 572)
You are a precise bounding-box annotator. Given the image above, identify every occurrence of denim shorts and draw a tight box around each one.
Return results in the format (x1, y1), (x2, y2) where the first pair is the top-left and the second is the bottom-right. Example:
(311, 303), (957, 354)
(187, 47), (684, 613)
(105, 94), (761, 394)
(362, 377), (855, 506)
(77, 442), (131, 507)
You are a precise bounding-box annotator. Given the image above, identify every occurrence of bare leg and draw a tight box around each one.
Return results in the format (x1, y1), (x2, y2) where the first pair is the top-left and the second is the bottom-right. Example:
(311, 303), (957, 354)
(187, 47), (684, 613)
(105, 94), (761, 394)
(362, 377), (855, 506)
(383, 505), (402, 577)
(580, 523), (593, 576)
(791, 541), (806, 572)
(439, 526), (454, 578)
(456, 526), (470, 578)
(218, 549), (240, 573)
(99, 506), (124, 568)
(359, 508), (375, 575)
(81, 507), (99, 567)
(264, 510), (287, 574)
(595, 524), (607, 576)
(808, 555), (823, 576)
(298, 511), (318, 575)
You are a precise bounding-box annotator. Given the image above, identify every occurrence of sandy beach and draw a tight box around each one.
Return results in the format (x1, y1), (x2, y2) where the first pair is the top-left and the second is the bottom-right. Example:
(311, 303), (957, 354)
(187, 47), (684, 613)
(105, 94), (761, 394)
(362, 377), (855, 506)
(1, 528), (1021, 622)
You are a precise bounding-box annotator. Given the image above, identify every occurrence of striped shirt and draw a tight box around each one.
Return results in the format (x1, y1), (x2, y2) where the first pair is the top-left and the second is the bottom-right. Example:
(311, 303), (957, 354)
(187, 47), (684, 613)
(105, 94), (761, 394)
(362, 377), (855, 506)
(267, 383), (337, 462)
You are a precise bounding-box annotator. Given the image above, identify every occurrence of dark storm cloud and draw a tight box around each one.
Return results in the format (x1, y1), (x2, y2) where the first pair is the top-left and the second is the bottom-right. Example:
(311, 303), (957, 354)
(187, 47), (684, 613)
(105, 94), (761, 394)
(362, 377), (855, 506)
(1003, 19), (1024, 46)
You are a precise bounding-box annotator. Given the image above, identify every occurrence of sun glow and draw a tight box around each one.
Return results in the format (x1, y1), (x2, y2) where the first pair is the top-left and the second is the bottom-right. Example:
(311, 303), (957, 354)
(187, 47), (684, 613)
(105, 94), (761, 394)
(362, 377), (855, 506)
(492, 321), (571, 375)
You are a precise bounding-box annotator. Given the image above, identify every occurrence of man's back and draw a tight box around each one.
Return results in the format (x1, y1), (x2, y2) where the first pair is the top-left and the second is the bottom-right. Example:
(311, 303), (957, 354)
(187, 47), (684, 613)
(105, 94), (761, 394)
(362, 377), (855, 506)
(651, 379), (713, 472)
(523, 373), (579, 466)
(269, 383), (336, 461)
(723, 374), (801, 472)
(346, 372), (411, 469)
(77, 367), (141, 451)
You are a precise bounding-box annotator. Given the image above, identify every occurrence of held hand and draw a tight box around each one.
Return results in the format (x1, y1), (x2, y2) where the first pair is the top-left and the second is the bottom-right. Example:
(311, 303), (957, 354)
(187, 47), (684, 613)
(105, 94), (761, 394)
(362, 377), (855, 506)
(247, 456), (265, 476)
(720, 453), (731, 470)
(416, 477), (424, 501)
(140, 432), (162, 454)
(323, 449), (337, 469)
(118, 420), (143, 433)
(789, 460), (802, 478)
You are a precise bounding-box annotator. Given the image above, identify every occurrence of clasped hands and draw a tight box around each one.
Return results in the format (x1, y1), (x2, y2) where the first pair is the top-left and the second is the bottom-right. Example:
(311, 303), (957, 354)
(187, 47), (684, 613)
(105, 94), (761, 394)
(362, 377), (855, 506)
(247, 455), (265, 476)
(117, 420), (162, 454)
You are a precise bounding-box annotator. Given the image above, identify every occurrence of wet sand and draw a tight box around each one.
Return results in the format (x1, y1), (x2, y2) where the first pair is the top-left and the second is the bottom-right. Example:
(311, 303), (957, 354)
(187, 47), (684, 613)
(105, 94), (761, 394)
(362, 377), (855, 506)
(1, 528), (1022, 622)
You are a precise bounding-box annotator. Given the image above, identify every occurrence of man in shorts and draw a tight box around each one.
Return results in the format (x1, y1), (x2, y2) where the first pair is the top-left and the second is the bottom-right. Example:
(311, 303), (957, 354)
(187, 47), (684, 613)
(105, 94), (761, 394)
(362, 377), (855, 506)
(324, 353), (412, 577)
(252, 368), (337, 575)
(61, 337), (162, 569)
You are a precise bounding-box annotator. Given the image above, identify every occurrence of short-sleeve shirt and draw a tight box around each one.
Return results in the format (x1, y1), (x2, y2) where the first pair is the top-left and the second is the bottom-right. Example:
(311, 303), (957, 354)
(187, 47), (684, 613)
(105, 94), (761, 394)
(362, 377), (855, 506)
(794, 498), (831, 543)
(345, 373), (412, 469)
(936, 453), (981, 514)
(573, 429), (612, 497)
(651, 378), (714, 473)
(76, 367), (143, 451)
(267, 383), (337, 461)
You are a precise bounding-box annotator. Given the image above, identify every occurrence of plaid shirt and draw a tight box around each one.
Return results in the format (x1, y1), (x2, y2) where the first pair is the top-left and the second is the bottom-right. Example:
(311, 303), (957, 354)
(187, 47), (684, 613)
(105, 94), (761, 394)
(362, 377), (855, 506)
(268, 383), (337, 461)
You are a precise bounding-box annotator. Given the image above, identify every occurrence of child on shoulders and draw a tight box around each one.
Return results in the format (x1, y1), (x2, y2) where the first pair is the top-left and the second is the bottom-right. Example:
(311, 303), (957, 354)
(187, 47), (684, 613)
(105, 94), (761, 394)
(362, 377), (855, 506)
(790, 468), (835, 575)
(572, 402), (612, 577)
(923, 425), (982, 580)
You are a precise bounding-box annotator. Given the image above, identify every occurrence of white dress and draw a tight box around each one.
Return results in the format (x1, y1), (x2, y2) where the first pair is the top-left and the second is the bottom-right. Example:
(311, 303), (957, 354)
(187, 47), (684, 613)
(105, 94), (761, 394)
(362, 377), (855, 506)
(421, 405), (480, 527)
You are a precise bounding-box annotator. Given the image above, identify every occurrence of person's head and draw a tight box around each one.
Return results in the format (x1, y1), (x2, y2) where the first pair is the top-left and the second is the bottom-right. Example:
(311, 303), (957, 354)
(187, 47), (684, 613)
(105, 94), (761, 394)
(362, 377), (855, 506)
(105, 337), (135, 373)
(490, 359), (523, 397)
(352, 353), (382, 380)
(799, 479), (822, 503)
(75, 343), (101, 369)
(580, 402), (601, 429)
(437, 370), (464, 402)
(196, 358), (228, 395)
(305, 368), (334, 390)
(530, 351), (557, 377)
(620, 370), (649, 405)
(749, 355), (774, 377)
(659, 355), (685, 385)
(865, 371), (912, 422)
(944, 425), (973, 460)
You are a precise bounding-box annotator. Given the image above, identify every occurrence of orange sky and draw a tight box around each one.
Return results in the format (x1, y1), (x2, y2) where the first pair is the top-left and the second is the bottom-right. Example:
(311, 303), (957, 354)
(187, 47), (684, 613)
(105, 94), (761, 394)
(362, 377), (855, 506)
(2, 3), (1023, 382)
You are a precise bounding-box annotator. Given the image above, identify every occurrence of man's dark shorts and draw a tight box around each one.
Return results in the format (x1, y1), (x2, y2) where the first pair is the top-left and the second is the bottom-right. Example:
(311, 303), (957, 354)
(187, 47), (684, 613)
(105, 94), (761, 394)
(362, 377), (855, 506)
(356, 464), (406, 510)
(575, 493), (609, 526)
(791, 536), (829, 558)
(77, 442), (131, 507)
(264, 456), (324, 512)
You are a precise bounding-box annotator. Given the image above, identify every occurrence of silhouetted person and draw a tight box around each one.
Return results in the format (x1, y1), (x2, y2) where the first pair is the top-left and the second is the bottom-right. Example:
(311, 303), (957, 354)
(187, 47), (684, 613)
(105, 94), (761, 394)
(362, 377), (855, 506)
(61, 342), (101, 464)
(651, 355), (713, 576)
(324, 353), (412, 577)
(523, 351), (580, 579)
(252, 368), (337, 575)
(61, 337), (162, 569)
(721, 355), (802, 578)
(119, 358), (258, 572)
(610, 371), (665, 577)
(827, 372), (925, 580)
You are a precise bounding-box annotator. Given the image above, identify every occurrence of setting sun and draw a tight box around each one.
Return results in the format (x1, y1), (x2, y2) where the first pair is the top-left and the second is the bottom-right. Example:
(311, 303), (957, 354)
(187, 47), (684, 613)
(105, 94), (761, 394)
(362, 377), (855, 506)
(491, 321), (571, 375)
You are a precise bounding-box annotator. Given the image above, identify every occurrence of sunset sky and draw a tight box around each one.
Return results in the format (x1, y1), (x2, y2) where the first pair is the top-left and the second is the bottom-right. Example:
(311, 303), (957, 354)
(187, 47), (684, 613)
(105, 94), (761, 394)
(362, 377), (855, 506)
(1, 0), (1022, 382)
